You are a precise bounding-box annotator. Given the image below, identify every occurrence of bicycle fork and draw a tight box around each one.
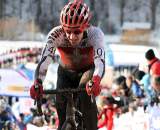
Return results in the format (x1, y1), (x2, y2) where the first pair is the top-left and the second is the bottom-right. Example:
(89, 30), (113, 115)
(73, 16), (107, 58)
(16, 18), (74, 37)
(66, 94), (77, 129)
(62, 94), (83, 130)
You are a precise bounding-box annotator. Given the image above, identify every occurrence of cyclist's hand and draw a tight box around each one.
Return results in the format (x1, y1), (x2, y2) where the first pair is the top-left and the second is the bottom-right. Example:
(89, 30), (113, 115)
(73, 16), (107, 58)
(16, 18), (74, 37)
(86, 75), (101, 96)
(30, 79), (43, 99)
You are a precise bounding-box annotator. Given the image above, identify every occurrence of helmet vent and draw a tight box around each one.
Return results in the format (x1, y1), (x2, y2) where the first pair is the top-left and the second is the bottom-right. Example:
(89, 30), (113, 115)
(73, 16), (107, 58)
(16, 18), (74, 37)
(70, 10), (74, 16)
(80, 16), (84, 23)
(65, 15), (68, 24)
(77, 8), (81, 15)
(75, 16), (78, 24)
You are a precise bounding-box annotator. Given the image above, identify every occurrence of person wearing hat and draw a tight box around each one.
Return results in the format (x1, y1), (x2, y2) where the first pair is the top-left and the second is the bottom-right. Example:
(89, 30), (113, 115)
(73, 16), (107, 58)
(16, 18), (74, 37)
(150, 62), (160, 93)
(145, 49), (159, 75)
(145, 49), (160, 93)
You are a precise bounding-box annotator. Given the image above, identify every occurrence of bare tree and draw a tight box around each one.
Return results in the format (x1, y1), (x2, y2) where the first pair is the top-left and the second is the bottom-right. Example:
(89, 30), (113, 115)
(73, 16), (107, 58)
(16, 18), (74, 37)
(19, 0), (23, 19)
(36, 0), (42, 25)
(89, 0), (98, 26)
(0, 0), (5, 37)
(120, 0), (126, 26)
(150, 0), (158, 30)
(0, 0), (4, 19)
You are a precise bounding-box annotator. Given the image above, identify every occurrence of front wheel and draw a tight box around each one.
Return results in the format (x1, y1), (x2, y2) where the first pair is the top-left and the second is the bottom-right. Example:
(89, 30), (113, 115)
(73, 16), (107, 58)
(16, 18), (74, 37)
(61, 121), (75, 130)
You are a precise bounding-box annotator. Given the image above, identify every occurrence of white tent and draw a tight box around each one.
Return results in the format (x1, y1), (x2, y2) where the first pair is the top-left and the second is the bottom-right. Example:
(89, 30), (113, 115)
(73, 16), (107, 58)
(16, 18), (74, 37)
(105, 44), (160, 66)
(0, 69), (32, 97)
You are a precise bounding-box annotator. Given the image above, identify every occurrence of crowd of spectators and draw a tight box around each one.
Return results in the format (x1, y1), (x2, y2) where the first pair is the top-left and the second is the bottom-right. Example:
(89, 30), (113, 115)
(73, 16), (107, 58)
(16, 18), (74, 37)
(0, 95), (59, 130)
(0, 47), (42, 68)
(97, 49), (160, 130)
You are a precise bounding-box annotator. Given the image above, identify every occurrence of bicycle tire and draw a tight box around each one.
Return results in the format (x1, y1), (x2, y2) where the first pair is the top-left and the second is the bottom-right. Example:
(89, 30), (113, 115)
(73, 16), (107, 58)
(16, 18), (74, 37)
(37, 88), (86, 130)
(43, 87), (86, 94)
(61, 121), (74, 130)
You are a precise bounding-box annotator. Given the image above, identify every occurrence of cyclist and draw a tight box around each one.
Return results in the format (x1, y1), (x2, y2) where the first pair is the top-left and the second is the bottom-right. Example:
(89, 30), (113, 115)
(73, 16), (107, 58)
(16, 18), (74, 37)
(30, 0), (105, 130)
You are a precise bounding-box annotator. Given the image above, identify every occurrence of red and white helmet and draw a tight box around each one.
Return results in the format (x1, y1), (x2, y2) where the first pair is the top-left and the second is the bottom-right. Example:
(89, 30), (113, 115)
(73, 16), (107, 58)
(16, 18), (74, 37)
(60, 0), (91, 30)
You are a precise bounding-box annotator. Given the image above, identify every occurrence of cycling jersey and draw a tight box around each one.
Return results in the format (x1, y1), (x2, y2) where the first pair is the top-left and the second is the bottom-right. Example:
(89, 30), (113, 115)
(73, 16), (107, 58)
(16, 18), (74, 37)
(35, 25), (105, 81)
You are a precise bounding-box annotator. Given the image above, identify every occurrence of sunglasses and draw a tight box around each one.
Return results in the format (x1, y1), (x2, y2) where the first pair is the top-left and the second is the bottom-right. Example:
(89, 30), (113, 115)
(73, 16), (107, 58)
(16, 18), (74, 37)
(64, 29), (83, 35)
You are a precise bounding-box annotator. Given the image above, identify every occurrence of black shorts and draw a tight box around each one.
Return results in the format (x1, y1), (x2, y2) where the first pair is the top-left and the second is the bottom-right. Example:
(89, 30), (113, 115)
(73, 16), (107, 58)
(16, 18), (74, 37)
(56, 65), (98, 130)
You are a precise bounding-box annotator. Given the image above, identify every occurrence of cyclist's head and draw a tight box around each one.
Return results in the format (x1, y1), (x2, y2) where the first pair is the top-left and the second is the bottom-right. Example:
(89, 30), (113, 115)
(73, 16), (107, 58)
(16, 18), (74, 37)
(145, 49), (155, 61)
(60, 0), (91, 32)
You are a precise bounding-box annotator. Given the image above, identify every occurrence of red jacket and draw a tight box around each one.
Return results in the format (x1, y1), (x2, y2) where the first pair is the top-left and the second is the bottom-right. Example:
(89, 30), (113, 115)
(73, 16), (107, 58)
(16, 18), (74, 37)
(98, 105), (118, 130)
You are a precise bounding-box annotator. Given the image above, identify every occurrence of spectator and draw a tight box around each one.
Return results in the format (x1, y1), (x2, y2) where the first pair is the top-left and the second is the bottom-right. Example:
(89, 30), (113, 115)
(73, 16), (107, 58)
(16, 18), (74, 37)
(126, 74), (144, 98)
(98, 99), (117, 130)
(140, 73), (155, 97)
(145, 49), (160, 94)
(145, 49), (159, 75)
(134, 70), (145, 82)
(17, 113), (27, 130)
(112, 76), (133, 113)
(150, 61), (160, 77)
(114, 75), (132, 98)
(151, 76), (160, 94)
(133, 70), (145, 97)
(0, 97), (17, 130)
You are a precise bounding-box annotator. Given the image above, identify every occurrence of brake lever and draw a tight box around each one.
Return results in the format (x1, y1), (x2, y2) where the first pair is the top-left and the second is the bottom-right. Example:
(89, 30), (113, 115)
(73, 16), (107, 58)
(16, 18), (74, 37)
(34, 84), (43, 116)
(88, 80), (95, 103)
(38, 99), (43, 116)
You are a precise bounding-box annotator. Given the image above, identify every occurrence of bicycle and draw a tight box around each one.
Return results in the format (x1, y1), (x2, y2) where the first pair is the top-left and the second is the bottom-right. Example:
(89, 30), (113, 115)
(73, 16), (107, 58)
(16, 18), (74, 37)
(35, 87), (87, 130)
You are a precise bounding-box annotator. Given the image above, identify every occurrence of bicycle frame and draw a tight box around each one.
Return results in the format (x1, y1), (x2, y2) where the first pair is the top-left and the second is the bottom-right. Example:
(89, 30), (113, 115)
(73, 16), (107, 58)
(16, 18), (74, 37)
(35, 88), (86, 130)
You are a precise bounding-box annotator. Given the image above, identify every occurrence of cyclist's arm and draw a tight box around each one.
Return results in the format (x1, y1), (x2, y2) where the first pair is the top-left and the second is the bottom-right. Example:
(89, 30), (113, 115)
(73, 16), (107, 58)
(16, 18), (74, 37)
(91, 27), (105, 78)
(35, 35), (56, 81)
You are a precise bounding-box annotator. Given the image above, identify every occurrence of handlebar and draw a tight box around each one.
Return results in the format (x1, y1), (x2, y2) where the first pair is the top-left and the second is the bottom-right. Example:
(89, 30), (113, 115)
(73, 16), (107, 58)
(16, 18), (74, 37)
(43, 87), (86, 94)
(35, 87), (86, 116)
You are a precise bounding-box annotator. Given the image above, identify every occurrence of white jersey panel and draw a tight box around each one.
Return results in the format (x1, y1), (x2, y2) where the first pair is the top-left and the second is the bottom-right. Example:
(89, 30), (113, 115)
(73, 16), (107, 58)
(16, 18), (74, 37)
(88, 26), (105, 77)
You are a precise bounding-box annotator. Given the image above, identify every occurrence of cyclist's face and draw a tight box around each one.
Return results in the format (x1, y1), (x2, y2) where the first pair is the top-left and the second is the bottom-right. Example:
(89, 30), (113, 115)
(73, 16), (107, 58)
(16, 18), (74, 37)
(64, 28), (84, 46)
